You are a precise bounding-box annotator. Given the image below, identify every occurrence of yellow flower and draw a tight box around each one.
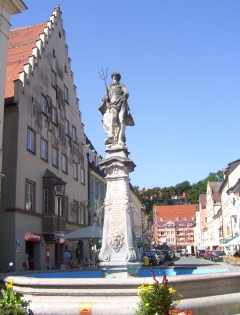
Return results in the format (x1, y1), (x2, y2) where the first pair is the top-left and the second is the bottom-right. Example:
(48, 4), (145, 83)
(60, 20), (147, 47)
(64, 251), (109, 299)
(145, 303), (149, 306)
(5, 280), (14, 289)
(168, 287), (177, 294)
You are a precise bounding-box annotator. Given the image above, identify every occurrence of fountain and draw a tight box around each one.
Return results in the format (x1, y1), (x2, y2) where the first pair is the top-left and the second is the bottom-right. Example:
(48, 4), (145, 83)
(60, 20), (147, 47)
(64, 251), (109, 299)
(1, 72), (240, 314)
(97, 70), (142, 277)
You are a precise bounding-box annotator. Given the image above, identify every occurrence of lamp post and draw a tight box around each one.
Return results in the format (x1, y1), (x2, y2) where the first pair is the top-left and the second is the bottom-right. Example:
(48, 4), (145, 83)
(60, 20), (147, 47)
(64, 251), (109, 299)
(53, 177), (66, 269)
(92, 212), (98, 225)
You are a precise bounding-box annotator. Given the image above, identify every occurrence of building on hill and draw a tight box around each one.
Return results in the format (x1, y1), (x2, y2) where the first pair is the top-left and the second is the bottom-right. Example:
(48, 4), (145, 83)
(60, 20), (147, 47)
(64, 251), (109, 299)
(153, 204), (196, 252)
(0, 6), (89, 272)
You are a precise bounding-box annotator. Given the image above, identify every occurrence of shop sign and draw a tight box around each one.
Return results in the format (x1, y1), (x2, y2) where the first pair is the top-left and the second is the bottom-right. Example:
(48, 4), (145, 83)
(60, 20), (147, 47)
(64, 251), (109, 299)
(54, 238), (66, 244)
(79, 303), (92, 314)
(24, 232), (41, 242)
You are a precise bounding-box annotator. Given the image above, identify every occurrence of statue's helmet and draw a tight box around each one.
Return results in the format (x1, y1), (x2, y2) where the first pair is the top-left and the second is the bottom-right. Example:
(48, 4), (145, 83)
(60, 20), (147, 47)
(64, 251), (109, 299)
(111, 72), (121, 81)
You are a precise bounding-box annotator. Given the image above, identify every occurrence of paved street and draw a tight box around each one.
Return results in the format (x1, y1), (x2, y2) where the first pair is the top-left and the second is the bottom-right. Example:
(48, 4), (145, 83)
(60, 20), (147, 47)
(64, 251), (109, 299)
(166, 253), (240, 271)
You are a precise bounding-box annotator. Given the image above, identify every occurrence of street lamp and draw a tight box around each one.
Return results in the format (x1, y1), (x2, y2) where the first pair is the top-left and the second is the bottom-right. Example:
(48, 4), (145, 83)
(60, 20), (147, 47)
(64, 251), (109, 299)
(53, 177), (66, 269)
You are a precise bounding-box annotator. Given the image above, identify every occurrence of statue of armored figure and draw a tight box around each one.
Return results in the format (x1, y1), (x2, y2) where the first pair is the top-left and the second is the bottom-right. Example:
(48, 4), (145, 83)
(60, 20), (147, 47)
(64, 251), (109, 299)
(98, 72), (134, 148)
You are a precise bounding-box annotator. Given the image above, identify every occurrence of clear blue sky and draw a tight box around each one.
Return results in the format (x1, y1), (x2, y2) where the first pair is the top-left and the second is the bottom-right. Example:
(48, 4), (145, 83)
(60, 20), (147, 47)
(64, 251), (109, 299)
(10, 1), (240, 189)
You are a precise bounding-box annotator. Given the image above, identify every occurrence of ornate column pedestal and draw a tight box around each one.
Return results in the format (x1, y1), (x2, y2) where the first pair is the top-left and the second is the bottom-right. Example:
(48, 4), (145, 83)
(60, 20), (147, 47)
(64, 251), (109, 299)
(98, 148), (142, 277)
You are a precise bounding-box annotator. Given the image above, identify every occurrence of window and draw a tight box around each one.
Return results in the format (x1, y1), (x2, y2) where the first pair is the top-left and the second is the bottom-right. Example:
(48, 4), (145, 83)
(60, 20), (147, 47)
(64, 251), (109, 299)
(184, 231), (188, 234)
(52, 107), (57, 124)
(176, 231), (180, 235)
(52, 147), (58, 167)
(167, 231), (171, 235)
(72, 126), (77, 142)
(160, 217), (164, 221)
(88, 149), (92, 162)
(64, 119), (69, 135)
(80, 168), (85, 184)
(160, 232), (165, 235)
(170, 238), (174, 242)
(176, 223), (179, 228)
(73, 162), (78, 179)
(27, 128), (35, 153)
(26, 181), (35, 211)
(184, 223), (188, 228)
(176, 217), (180, 220)
(171, 231), (174, 235)
(41, 95), (47, 114)
(64, 86), (69, 102)
(185, 238), (188, 242)
(40, 139), (48, 161)
(183, 216), (187, 220)
(80, 204), (85, 225)
(43, 189), (48, 214)
(62, 154), (67, 173)
(51, 70), (56, 88)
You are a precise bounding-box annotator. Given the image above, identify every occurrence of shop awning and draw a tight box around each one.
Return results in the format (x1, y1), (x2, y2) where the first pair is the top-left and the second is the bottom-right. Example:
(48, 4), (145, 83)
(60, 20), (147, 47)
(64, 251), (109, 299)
(65, 225), (102, 241)
(201, 241), (219, 247)
(222, 235), (240, 247)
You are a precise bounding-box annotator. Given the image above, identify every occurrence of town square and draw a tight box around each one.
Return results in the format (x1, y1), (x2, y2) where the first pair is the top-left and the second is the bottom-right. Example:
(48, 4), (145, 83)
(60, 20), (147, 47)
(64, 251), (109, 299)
(0, 1), (240, 315)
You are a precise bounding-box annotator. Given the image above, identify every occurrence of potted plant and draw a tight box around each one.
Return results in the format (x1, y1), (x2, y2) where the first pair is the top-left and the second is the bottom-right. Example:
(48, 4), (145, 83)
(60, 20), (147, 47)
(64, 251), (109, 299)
(0, 280), (30, 314)
(135, 270), (193, 315)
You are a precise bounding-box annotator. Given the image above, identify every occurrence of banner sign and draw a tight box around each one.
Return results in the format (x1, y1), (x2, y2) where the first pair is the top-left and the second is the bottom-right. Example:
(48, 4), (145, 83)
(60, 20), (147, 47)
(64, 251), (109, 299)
(24, 232), (41, 242)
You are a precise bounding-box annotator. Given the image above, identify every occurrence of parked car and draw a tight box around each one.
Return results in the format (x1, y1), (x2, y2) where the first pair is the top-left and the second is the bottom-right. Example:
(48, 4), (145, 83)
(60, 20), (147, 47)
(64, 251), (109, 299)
(196, 249), (205, 258)
(142, 252), (161, 266)
(210, 250), (226, 262)
(162, 250), (175, 261)
(203, 250), (214, 260)
(147, 250), (165, 264)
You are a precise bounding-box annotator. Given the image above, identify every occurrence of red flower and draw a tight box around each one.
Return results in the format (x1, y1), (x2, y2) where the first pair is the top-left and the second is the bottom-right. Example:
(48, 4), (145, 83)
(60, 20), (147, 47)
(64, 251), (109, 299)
(184, 311), (193, 315)
(169, 309), (180, 314)
(22, 262), (27, 267)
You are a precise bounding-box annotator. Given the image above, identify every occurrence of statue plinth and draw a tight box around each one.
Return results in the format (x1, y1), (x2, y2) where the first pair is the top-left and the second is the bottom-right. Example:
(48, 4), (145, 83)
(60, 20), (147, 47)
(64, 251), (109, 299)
(98, 149), (141, 276)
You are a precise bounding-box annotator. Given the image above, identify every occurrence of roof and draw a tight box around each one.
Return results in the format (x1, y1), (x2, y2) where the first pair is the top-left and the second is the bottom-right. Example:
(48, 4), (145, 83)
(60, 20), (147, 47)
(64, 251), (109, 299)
(5, 22), (47, 98)
(199, 194), (206, 208)
(208, 182), (222, 203)
(43, 169), (58, 178)
(155, 204), (196, 222)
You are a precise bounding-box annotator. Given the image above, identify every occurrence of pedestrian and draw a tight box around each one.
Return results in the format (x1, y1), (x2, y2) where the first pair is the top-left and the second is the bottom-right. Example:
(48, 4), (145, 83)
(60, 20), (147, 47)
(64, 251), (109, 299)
(62, 250), (70, 266)
(82, 257), (92, 268)
(25, 250), (30, 269)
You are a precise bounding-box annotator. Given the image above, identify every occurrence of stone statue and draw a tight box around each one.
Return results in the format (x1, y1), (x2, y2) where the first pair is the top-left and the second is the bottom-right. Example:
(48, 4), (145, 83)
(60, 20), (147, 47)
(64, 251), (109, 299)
(98, 72), (134, 148)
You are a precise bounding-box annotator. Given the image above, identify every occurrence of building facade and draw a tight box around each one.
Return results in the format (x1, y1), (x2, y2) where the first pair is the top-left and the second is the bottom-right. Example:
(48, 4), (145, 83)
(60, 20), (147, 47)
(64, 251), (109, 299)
(0, 6), (89, 272)
(153, 204), (196, 251)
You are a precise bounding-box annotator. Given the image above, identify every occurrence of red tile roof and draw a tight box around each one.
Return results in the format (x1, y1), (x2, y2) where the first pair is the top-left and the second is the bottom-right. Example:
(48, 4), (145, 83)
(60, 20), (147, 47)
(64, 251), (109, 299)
(155, 204), (196, 222)
(5, 22), (47, 98)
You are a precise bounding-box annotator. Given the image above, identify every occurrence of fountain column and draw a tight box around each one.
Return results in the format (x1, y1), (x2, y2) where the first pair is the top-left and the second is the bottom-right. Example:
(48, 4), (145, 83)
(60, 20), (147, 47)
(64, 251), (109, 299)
(97, 72), (142, 277)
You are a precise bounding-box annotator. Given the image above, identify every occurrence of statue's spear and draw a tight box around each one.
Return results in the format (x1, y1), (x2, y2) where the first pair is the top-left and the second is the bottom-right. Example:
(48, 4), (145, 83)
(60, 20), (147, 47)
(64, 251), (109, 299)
(98, 68), (110, 102)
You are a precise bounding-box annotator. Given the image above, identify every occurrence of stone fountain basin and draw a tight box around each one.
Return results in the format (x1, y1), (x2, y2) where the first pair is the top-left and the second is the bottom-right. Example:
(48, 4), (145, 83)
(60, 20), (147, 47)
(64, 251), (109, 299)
(1, 270), (240, 315)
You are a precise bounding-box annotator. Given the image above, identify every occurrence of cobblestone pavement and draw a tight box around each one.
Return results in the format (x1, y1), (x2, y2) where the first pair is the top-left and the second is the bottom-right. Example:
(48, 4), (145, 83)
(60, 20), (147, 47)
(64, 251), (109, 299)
(164, 253), (240, 271)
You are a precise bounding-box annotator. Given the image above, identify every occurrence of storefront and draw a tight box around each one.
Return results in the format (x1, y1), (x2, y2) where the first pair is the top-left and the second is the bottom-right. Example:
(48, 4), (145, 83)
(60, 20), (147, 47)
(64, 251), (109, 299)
(24, 232), (41, 270)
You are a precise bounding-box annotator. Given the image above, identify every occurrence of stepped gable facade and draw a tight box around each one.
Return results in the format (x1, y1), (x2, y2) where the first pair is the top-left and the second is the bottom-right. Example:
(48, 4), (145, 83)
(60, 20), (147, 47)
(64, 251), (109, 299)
(0, 6), (89, 272)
